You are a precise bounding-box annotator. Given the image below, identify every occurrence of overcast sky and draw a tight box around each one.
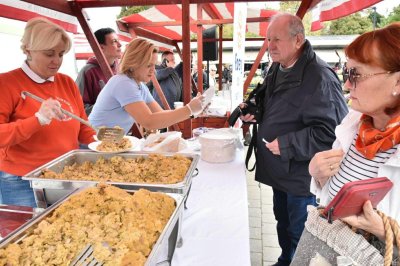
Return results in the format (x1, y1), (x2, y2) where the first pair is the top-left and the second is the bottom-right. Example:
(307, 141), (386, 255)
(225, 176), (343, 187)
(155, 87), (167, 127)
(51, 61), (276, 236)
(84, 1), (399, 33)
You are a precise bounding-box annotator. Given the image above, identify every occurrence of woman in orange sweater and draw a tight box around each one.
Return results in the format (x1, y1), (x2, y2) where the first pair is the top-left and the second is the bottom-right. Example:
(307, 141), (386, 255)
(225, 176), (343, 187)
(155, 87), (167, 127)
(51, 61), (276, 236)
(0, 18), (95, 207)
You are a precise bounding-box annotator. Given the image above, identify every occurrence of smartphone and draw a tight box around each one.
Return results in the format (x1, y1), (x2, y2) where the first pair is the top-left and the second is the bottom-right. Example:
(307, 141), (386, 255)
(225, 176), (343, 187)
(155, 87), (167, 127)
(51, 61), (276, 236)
(162, 58), (169, 67)
(322, 177), (393, 223)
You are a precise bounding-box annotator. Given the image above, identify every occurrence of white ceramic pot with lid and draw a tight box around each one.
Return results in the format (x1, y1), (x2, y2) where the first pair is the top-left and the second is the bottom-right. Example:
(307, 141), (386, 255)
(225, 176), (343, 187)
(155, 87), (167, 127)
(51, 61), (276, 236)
(199, 130), (237, 163)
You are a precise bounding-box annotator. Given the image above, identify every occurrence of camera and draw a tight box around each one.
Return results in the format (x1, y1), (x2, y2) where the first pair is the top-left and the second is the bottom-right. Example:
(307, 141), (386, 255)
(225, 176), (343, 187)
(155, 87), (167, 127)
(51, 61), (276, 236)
(228, 82), (265, 127)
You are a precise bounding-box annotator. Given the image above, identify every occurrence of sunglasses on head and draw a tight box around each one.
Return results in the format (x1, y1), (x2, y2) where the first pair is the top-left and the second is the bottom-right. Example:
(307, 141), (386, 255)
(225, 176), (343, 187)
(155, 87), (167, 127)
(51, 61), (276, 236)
(346, 67), (394, 88)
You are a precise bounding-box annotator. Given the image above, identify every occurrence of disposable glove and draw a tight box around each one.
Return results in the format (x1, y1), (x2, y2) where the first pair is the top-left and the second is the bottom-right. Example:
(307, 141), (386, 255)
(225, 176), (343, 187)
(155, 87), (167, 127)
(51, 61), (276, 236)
(186, 93), (205, 117)
(35, 98), (66, 125)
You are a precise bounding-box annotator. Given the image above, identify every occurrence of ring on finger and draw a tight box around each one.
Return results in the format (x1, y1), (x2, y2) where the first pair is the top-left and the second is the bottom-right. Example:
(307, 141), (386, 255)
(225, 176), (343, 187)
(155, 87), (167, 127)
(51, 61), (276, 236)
(329, 164), (333, 171)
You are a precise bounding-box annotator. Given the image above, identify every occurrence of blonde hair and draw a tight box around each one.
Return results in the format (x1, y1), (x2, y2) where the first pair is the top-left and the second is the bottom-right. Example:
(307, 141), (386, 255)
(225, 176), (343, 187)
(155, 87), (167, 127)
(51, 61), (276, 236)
(21, 17), (71, 55)
(120, 38), (158, 77)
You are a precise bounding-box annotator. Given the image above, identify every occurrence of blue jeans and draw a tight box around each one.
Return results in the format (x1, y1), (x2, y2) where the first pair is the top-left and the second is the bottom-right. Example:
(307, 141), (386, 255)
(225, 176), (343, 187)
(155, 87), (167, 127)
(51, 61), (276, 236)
(0, 171), (36, 207)
(272, 188), (316, 266)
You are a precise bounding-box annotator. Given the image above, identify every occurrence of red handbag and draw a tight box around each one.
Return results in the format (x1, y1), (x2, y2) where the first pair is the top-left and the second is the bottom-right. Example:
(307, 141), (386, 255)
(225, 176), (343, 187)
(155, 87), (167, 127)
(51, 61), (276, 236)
(323, 177), (393, 223)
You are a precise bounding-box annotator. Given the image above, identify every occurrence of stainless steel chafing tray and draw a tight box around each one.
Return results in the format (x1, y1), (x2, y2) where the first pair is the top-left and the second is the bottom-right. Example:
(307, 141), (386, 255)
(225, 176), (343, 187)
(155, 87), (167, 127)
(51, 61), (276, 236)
(22, 149), (199, 208)
(0, 187), (184, 266)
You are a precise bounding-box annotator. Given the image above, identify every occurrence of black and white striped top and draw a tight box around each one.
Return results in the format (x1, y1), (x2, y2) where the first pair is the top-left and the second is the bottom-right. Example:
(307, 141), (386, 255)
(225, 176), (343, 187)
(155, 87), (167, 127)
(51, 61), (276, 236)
(328, 134), (398, 201)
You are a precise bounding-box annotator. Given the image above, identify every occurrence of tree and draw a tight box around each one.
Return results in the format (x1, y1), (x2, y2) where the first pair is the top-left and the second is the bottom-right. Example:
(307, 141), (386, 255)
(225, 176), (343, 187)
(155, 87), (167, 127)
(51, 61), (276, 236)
(118, 6), (151, 18)
(380, 4), (400, 26)
(280, 1), (300, 14)
(222, 24), (260, 38)
(367, 9), (384, 28)
(327, 13), (372, 35)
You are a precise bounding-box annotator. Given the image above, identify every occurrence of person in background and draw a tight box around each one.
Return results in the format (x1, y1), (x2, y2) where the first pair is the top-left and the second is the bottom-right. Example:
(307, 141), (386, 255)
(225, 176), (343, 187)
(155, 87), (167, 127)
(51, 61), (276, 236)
(151, 51), (182, 109)
(89, 38), (205, 135)
(208, 64), (217, 88)
(222, 64), (232, 83)
(310, 22), (400, 240)
(241, 13), (348, 266)
(75, 28), (122, 115)
(0, 17), (96, 207)
(342, 61), (349, 84)
(192, 63), (209, 91)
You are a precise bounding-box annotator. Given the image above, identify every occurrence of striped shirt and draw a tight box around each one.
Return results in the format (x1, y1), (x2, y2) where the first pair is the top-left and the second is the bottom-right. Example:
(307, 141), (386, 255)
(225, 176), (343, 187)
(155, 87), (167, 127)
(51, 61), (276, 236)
(328, 134), (398, 201)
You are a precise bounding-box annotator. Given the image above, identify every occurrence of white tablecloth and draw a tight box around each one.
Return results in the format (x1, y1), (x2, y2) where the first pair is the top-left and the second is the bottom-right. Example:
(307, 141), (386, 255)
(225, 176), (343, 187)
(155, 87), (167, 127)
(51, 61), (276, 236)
(172, 149), (251, 266)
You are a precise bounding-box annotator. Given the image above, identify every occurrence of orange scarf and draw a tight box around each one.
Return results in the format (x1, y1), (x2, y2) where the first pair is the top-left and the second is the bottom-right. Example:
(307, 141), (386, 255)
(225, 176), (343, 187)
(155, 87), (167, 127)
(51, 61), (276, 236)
(356, 114), (400, 159)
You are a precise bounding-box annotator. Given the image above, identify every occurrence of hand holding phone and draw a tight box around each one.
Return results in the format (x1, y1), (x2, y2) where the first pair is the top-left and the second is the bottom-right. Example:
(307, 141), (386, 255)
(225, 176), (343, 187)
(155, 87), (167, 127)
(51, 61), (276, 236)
(161, 58), (169, 67)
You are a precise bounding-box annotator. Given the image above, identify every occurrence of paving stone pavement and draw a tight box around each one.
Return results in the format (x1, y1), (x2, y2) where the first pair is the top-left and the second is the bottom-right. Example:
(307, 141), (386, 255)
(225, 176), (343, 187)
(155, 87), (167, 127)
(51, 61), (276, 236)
(246, 150), (281, 266)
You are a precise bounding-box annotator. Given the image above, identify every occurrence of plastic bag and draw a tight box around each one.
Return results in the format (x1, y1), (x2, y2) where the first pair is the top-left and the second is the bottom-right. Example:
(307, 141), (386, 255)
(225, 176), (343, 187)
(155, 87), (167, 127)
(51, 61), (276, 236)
(141, 131), (187, 153)
(291, 206), (384, 266)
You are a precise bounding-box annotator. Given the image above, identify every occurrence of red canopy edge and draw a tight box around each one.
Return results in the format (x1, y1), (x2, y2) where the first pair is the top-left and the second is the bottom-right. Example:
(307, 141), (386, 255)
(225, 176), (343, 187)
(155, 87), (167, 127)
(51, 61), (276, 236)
(0, 3), (78, 33)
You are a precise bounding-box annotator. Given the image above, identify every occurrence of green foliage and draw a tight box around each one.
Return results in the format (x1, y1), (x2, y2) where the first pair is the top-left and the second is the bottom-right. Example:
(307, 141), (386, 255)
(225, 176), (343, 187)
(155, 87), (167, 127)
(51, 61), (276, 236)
(222, 24), (260, 38)
(367, 9), (384, 26)
(327, 13), (372, 35)
(279, 1), (300, 14)
(380, 5), (400, 26)
(118, 6), (152, 19)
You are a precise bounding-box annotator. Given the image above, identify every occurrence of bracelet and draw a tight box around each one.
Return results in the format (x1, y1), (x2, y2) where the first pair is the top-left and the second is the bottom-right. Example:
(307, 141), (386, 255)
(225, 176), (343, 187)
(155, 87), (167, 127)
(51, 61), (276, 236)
(186, 105), (195, 119)
(35, 112), (51, 125)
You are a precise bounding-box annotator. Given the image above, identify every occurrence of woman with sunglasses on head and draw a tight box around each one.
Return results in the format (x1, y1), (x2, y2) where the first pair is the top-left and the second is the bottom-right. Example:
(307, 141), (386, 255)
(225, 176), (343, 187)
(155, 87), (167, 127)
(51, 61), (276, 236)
(309, 22), (400, 239)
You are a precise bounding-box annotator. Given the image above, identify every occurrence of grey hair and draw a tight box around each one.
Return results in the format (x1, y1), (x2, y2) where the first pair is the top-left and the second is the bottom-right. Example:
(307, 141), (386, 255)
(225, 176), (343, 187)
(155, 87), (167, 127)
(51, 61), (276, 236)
(270, 13), (305, 38)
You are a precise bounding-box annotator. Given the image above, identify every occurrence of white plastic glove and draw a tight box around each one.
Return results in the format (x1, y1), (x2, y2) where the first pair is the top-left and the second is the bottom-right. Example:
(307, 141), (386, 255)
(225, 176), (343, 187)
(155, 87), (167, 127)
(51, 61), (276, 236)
(35, 98), (66, 125)
(186, 93), (205, 117)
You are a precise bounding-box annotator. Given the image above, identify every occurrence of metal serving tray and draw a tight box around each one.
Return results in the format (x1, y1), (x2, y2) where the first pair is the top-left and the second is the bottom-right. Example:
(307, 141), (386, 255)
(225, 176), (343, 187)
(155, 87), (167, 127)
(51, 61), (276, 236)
(0, 187), (184, 266)
(22, 149), (199, 208)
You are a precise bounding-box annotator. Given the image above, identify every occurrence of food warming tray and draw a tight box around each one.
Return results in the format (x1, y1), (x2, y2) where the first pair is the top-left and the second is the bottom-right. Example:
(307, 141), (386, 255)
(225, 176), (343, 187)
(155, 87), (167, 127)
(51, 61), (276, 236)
(22, 149), (199, 208)
(0, 188), (184, 266)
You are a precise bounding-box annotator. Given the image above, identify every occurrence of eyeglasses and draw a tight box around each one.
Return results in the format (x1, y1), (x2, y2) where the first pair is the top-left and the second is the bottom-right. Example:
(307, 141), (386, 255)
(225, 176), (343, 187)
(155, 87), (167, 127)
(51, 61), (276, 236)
(346, 67), (394, 88)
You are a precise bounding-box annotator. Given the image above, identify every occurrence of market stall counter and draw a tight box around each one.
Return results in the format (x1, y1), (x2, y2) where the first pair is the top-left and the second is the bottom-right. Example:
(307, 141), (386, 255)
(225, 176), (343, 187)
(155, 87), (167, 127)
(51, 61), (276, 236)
(0, 149), (251, 265)
(172, 149), (251, 266)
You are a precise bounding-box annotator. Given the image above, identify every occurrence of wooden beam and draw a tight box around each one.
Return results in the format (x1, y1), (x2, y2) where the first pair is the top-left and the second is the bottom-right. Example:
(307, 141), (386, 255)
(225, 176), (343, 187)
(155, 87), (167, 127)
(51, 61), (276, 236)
(296, 0), (315, 19)
(218, 24), (223, 91)
(68, 1), (113, 81)
(175, 44), (199, 97)
(196, 4), (204, 94)
(75, 0), (289, 8)
(120, 17), (270, 27)
(203, 3), (222, 19)
(182, 0), (192, 138)
(21, 0), (74, 15)
(185, 37), (268, 43)
(243, 38), (268, 96)
(150, 76), (181, 131)
(123, 26), (176, 46)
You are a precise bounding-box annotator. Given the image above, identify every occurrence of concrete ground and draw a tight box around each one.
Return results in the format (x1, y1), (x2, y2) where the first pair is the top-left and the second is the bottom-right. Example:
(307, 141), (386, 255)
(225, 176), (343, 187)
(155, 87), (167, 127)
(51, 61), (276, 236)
(246, 151), (281, 266)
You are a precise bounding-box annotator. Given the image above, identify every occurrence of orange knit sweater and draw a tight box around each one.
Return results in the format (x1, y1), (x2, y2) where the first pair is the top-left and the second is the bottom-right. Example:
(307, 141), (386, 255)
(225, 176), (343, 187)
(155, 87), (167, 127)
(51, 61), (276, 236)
(0, 68), (95, 176)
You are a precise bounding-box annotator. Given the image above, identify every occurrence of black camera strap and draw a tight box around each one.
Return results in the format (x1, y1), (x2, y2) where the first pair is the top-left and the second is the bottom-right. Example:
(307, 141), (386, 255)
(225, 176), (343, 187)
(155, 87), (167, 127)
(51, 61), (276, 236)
(245, 124), (258, 172)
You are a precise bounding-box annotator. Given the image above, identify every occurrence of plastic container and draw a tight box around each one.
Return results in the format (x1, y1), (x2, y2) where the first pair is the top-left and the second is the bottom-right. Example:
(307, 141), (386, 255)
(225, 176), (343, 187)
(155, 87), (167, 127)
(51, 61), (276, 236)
(199, 130), (236, 163)
(192, 127), (215, 138)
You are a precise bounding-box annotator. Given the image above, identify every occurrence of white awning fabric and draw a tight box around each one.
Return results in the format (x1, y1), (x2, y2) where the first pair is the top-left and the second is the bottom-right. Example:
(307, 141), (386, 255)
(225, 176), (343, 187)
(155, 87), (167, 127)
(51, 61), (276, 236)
(120, 3), (278, 40)
(311, 0), (383, 31)
(0, 0), (78, 33)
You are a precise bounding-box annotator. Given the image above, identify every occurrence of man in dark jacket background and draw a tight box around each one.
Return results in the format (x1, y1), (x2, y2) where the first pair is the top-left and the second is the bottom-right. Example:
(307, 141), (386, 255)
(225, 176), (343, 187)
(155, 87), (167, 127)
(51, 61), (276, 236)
(242, 13), (348, 266)
(151, 51), (182, 109)
(75, 28), (122, 115)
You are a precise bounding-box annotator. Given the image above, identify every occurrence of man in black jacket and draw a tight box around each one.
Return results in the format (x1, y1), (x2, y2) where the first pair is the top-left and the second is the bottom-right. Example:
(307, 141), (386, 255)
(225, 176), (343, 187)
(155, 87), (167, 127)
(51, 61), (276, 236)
(242, 13), (348, 266)
(151, 51), (182, 109)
